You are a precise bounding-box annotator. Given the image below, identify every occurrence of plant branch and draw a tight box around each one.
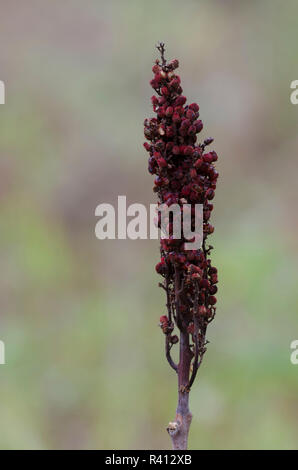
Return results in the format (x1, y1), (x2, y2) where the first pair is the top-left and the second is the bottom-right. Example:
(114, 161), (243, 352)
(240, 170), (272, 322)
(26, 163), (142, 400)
(187, 282), (201, 390)
(167, 330), (193, 449)
(156, 41), (166, 66)
(165, 334), (178, 373)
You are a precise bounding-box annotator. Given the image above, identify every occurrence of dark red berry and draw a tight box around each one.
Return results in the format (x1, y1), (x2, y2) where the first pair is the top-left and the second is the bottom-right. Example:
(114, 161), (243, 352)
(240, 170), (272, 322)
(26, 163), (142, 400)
(189, 103), (199, 112)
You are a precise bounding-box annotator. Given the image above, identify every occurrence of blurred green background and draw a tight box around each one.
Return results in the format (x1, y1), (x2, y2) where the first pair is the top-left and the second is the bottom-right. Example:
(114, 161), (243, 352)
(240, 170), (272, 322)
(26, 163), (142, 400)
(0, 0), (298, 450)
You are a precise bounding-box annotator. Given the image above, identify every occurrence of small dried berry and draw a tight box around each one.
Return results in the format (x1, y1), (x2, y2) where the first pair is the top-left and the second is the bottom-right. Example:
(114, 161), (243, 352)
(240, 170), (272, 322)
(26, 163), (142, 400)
(189, 103), (199, 112)
(170, 335), (179, 344)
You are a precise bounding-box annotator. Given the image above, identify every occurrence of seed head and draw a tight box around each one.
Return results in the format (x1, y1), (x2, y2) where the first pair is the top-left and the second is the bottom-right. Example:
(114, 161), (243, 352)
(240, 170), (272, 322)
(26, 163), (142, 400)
(144, 44), (219, 388)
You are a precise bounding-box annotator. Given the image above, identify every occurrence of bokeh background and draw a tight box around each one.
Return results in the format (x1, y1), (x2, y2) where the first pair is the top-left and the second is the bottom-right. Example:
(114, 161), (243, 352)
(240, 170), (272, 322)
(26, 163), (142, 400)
(0, 0), (298, 450)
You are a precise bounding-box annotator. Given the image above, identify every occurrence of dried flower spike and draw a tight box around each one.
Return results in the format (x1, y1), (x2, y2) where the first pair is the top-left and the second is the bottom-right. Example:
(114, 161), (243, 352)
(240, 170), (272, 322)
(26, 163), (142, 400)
(144, 43), (219, 450)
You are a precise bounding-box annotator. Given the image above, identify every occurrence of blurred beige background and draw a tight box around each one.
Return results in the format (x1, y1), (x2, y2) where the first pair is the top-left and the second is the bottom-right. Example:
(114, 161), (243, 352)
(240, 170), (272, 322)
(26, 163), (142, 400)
(0, 0), (298, 449)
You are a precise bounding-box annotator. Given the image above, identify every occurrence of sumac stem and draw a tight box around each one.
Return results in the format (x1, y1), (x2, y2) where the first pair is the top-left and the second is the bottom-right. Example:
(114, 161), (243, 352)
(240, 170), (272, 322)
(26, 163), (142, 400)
(167, 331), (192, 449)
